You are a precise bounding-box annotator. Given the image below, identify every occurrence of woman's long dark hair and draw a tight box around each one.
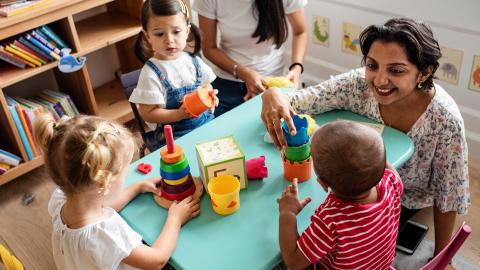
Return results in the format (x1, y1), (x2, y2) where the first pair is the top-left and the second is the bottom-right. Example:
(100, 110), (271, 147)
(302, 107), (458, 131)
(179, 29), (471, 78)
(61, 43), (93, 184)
(252, 0), (288, 49)
(134, 0), (201, 63)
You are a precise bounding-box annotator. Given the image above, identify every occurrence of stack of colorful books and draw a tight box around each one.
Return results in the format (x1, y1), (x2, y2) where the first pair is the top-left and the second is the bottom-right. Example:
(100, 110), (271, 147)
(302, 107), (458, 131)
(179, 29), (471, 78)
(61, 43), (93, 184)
(0, 0), (52, 17)
(0, 24), (70, 69)
(0, 149), (21, 175)
(5, 89), (79, 161)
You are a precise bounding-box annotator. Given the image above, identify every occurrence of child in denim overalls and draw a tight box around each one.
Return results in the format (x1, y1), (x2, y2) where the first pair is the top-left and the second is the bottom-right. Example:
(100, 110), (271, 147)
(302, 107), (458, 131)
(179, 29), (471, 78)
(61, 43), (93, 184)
(129, 0), (218, 150)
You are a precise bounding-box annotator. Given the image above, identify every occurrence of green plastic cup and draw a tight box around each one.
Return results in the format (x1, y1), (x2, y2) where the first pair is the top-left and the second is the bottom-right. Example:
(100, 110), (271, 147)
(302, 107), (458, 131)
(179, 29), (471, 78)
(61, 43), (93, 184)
(284, 141), (311, 162)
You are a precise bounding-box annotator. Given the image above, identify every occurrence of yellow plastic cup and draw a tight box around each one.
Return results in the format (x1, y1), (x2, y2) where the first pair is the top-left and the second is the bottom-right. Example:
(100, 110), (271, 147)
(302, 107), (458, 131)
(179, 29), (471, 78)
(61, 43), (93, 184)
(207, 175), (240, 215)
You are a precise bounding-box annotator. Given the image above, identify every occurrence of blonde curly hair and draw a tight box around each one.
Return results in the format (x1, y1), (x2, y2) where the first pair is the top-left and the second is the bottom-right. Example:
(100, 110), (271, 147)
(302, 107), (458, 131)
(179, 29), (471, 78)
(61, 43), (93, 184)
(34, 114), (134, 195)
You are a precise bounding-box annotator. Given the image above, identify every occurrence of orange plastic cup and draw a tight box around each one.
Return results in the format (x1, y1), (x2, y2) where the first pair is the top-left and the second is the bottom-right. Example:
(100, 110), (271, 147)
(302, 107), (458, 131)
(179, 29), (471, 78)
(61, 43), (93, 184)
(282, 153), (312, 183)
(183, 87), (214, 117)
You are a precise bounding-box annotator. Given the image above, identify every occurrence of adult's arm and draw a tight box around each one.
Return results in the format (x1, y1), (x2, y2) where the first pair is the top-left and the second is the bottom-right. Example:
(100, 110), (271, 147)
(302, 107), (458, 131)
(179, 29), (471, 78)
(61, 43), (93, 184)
(430, 120), (469, 255)
(285, 8), (308, 87)
(198, 15), (266, 100)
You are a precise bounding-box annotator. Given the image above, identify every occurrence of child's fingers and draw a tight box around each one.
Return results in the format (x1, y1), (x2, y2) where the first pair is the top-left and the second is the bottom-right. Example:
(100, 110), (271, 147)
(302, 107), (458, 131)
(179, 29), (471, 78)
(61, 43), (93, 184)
(191, 209), (201, 217)
(300, 197), (312, 208)
(149, 177), (163, 185)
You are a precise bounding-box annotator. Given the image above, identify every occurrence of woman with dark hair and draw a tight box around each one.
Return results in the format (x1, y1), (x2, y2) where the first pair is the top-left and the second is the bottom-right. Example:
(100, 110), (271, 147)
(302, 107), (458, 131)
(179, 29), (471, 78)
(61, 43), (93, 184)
(261, 18), (469, 268)
(193, 0), (308, 116)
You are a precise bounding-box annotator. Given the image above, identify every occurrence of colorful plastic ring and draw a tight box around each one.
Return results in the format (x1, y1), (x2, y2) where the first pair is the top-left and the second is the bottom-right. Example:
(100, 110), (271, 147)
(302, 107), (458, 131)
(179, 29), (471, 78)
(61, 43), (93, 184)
(164, 175), (189, 185)
(160, 165), (190, 180)
(160, 155), (189, 173)
(160, 183), (196, 201)
(161, 175), (193, 194)
(160, 145), (184, 163)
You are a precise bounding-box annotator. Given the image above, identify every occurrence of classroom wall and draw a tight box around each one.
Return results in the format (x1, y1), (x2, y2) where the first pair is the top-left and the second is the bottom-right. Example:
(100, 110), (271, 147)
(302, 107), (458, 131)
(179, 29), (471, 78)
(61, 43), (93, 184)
(283, 0), (480, 158)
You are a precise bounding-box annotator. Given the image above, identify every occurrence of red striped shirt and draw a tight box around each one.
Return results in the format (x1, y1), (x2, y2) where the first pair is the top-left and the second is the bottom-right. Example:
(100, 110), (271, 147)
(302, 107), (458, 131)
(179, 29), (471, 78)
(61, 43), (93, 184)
(297, 169), (403, 270)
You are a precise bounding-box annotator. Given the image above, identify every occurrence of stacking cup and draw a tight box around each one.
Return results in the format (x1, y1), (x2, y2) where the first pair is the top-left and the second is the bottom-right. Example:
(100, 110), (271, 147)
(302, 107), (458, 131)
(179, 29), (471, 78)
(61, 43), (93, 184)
(183, 87), (214, 117)
(207, 175), (240, 215)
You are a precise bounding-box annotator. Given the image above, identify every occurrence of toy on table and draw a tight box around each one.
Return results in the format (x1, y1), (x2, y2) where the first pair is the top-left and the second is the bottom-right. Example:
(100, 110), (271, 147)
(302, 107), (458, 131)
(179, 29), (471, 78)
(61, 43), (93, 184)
(154, 125), (203, 208)
(136, 163), (152, 174)
(246, 155), (268, 180)
(207, 175), (241, 216)
(195, 135), (247, 191)
(281, 115), (312, 182)
(264, 114), (317, 143)
(264, 76), (294, 88)
(183, 87), (214, 117)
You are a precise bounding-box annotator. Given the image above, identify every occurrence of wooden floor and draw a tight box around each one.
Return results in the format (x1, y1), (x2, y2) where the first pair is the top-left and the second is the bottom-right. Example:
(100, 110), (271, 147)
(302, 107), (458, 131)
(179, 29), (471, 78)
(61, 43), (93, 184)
(0, 152), (479, 269)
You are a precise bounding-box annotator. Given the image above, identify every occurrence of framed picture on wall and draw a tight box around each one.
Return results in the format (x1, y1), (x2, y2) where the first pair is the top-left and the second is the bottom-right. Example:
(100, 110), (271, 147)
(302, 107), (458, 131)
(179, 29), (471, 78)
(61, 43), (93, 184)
(312, 15), (329, 47)
(341, 22), (361, 55)
(468, 55), (480, 91)
(437, 46), (463, 85)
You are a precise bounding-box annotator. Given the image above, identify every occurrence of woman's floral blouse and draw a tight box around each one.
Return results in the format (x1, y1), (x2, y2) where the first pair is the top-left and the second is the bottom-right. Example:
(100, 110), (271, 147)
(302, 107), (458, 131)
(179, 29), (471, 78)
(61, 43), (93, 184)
(289, 68), (470, 214)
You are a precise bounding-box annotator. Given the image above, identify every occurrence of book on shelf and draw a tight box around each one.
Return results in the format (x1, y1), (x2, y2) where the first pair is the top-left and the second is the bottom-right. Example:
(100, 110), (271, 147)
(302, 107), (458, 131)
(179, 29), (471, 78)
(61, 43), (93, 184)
(24, 33), (60, 60)
(14, 100), (39, 157)
(3, 44), (41, 66)
(30, 29), (63, 57)
(0, 1), (27, 8)
(0, 149), (21, 166)
(0, 163), (10, 175)
(30, 96), (60, 121)
(39, 25), (68, 49)
(18, 36), (54, 61)
(5, 96), (34, 160)
(0, 0), (53, 17)
(0, 45), (26, 68)
(13, 40), (48, 63)
(43, 89), (79, 117)
(9, 43), (45, 65)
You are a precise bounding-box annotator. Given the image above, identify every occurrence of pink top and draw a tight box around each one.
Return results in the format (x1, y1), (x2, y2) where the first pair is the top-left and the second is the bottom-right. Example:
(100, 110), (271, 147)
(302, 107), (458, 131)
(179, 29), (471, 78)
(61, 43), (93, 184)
(297, 169), (403, 270)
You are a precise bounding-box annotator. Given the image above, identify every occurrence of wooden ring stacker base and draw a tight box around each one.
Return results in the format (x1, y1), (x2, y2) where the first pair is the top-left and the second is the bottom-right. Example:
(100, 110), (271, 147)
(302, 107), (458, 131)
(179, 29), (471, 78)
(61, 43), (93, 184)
(160, 145), (183, 163)
(154, 177), (204, 209)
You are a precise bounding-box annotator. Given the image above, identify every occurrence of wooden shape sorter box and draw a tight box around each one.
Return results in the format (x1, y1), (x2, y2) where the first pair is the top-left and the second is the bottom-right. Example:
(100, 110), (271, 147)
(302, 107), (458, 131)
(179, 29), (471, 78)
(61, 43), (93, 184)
(195, 135), (247, 190)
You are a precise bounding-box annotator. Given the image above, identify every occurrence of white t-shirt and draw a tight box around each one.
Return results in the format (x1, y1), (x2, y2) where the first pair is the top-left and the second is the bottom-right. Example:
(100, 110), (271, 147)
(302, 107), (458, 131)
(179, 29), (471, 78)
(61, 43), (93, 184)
(193, 0), (307, 81)
(129, 52), (216, 131)
(48, 188), (143, 270)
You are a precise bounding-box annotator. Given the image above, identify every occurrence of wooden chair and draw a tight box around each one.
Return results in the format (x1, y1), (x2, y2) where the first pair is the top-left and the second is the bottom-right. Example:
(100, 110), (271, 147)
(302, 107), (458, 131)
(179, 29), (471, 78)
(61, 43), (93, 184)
(420, 222), (472, 270)
(120, 69), (161, 157)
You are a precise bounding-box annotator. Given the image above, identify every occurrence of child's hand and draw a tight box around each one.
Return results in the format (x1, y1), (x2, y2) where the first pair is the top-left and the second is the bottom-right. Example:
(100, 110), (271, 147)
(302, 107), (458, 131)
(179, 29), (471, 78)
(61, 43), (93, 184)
(178, 104), (193, 120)
(136, 177), (162, 196)
(168, 195), (201, 225)
(277, 178), (311, 215)
(208, 88), (219, 114)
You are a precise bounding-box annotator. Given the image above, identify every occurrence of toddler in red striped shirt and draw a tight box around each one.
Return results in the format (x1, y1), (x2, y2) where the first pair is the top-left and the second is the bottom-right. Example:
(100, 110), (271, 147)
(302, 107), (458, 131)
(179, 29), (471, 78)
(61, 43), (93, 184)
(278, 120), (403, 270)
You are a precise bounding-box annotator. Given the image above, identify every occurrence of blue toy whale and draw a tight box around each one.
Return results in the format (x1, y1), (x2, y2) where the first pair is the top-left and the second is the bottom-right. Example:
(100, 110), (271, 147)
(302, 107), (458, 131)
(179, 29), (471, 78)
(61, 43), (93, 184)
(58, 48), (86, 73)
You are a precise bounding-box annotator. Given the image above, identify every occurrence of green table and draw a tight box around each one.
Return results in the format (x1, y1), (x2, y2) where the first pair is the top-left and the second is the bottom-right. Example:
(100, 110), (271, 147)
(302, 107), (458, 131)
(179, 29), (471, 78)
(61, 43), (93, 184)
(120, 95), (414, 270)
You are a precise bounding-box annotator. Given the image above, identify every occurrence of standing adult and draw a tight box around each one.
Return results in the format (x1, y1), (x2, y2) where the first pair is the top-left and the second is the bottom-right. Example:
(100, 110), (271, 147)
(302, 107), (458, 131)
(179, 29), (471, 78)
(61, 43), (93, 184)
(192, 0), (308, 116)
(261, 18), (469, 268)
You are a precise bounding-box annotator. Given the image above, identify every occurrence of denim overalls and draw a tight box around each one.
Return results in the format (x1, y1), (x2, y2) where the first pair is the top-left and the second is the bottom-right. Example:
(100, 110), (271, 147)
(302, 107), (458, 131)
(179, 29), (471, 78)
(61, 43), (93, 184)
(145, 56), (214, 148)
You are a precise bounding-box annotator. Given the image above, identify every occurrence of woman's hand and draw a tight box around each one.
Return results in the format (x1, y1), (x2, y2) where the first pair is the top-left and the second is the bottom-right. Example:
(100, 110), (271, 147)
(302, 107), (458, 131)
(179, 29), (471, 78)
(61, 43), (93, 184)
(168, 196), (201, 225)
(286, 65), (302, 89)
(261, 87), (297, 149)
(237, 65), (267, 100)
